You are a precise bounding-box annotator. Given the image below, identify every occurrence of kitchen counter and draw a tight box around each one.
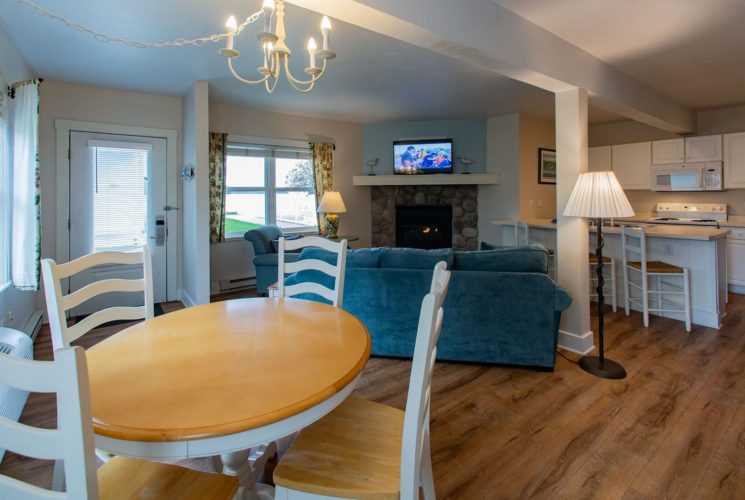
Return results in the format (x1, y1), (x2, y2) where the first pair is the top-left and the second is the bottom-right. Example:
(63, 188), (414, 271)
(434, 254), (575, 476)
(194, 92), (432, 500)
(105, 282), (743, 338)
(492, 219), (730, 241)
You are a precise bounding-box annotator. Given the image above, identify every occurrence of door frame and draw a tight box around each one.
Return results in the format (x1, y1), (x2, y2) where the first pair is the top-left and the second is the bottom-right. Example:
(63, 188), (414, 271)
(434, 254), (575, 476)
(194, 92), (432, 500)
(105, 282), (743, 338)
(55, 119), (179, 301)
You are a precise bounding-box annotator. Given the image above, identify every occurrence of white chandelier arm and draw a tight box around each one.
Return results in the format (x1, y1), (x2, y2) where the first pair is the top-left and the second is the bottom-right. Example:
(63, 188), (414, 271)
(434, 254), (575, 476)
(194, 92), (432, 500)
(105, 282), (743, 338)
(265, 74), (281, 94)
(227, 58), (269, 85)
(283, 56), (327, 87)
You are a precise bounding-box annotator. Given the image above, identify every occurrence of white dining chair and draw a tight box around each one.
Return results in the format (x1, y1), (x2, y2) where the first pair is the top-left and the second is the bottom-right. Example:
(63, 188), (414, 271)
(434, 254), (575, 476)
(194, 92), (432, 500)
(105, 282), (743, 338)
(515, 220), (556, 279)
(273, 261), (452, 500)
(41, 247), (154, 352)
(622, 226), (692, 332)
(278, 235), (348, 307)
(0, 346), (238, 499)
(590, 253), (618, 312)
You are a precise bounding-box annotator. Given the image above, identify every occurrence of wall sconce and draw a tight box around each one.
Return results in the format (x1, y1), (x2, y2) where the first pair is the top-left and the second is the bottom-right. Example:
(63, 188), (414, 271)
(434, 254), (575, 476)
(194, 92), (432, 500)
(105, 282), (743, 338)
(365, 158), (379, 176)
(181, 163), (195, 181)
(456, 155), (476, 174)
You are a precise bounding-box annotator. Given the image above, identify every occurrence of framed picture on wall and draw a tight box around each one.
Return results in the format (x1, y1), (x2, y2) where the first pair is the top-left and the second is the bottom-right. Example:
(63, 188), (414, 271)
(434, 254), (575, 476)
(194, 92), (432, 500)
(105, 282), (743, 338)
(538, 148), (557, 184)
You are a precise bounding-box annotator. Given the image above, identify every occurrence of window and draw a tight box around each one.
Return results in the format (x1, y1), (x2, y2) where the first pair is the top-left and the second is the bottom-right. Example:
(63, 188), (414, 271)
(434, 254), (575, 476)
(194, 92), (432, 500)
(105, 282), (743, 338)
(225, 143), (317, 238)
(0, 72), (9, 288)
(88, 141), (151, 251)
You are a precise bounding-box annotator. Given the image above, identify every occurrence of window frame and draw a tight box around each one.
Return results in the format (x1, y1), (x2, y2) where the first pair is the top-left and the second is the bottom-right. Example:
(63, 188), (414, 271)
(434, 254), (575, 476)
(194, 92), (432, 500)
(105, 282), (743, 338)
(224, 139), (317, 240)
(0, 71), (10, 291)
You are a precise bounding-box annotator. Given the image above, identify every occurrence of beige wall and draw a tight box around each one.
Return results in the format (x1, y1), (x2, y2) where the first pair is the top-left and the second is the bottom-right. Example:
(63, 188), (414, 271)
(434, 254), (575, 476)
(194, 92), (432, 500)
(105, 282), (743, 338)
(209, 102), (365, 289)
(588, 104), (745, 215)
(519, 114), (556, 219)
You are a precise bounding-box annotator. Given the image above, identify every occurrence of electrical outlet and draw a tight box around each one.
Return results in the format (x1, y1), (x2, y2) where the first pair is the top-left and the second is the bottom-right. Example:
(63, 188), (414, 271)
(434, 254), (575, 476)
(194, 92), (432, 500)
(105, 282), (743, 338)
(528, 200), (534, 207)
(538, 200), (544, 208)
(664, 243), (673, 256)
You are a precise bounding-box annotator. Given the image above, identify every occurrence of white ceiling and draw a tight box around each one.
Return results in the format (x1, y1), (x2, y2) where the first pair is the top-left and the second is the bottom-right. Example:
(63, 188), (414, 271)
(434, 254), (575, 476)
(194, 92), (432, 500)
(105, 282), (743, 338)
(495, 0), (745, 110)
(3, 1), (743, 124)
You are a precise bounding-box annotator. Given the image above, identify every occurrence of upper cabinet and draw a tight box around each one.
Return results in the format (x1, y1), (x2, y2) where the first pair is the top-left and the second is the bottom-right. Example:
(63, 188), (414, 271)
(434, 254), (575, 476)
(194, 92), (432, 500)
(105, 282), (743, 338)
(612, 142), (652, 190)
(724, 132), (745, 189)
(588, 146), (612, 172)
(685, 135), (722, 162)
(652, 138), (685, 164)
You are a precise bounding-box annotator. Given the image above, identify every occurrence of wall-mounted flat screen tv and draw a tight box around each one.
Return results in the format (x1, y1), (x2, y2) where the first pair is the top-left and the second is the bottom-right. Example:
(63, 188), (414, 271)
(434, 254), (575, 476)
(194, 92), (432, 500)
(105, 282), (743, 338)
(393, 139), (453, 175)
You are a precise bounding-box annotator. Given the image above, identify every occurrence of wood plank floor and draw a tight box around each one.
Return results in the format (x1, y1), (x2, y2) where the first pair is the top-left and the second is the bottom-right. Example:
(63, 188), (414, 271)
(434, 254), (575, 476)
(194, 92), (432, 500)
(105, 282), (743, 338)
(2, 292), (744, 499)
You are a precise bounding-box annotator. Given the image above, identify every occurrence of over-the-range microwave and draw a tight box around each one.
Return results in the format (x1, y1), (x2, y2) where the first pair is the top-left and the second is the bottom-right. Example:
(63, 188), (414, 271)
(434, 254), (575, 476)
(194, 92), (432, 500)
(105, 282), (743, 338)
(652, 161), (723, 191)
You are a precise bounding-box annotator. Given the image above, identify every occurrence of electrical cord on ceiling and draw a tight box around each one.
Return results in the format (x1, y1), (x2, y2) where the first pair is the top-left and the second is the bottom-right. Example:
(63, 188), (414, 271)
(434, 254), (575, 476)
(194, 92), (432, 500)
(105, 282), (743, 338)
(17, 0), (262, 48)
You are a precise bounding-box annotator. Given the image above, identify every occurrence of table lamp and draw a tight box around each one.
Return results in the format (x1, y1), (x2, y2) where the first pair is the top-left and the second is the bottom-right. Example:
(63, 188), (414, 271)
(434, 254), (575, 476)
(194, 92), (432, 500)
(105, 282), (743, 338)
(563, 171), (635, 379)
(317, 191), (347, 238)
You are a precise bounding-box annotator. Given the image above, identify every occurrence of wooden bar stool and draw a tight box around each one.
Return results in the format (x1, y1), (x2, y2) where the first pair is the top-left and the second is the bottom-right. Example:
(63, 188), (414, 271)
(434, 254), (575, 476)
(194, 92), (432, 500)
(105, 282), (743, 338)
(621, 226), (692, 332)
(590, 253), (617, 312)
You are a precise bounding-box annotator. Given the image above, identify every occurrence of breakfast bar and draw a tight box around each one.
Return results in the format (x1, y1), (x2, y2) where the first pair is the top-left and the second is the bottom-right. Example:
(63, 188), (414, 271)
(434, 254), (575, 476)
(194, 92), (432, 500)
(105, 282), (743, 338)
(493, 219), (730, 329)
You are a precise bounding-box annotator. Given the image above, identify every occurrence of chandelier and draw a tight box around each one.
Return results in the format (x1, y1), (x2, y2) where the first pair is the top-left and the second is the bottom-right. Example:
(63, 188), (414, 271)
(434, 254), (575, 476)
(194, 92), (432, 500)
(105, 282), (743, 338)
(220, 0), (336, 93)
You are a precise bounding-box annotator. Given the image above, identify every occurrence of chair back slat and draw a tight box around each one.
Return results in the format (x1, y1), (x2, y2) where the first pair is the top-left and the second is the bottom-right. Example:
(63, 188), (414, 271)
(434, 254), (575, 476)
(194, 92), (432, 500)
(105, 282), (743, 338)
(400, 261), (451, 499)
(515, 220), (530, 246)
(278, 236), (348, 307)
(621, 225), (648, 273)
(42, 246), (154, 352)
(0, 348), (99, 499)
(61, 278), (146, 311)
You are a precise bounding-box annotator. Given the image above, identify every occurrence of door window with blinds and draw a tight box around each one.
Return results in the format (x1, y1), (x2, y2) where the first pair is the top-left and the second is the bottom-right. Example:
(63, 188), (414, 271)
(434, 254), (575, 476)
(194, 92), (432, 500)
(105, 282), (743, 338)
(88, 140), (152, 251)
(225, 143), (317, 237)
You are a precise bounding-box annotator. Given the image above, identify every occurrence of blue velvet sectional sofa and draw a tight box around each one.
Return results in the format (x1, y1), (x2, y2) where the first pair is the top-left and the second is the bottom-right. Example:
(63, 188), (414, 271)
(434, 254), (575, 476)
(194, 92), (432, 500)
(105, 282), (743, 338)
(285, 246), (572, 369)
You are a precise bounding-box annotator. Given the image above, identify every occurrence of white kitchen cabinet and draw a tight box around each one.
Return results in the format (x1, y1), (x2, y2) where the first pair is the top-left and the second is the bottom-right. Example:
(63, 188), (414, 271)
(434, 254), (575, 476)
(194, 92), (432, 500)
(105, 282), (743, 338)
(611, 142), (652, 190)
(727, 228), (745, 292)
(652, 138), (685, 164)
(685, 134), (722, 162)
(588, 146), (612, 172)
(724, 132), (745, 189)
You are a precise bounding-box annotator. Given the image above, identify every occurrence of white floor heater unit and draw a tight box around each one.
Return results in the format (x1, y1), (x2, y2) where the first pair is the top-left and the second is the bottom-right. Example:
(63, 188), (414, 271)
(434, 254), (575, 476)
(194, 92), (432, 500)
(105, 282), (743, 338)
(0, 327), (34, 463)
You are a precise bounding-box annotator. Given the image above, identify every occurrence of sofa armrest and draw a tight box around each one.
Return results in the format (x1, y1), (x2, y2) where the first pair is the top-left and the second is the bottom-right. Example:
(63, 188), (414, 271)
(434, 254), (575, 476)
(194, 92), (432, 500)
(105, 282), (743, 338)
(554, 286), (572, 312)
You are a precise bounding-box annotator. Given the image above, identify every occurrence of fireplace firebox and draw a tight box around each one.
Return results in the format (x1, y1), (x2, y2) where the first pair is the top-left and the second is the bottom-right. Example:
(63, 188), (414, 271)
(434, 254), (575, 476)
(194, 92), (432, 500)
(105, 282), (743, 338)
(396, 205), (453, 249)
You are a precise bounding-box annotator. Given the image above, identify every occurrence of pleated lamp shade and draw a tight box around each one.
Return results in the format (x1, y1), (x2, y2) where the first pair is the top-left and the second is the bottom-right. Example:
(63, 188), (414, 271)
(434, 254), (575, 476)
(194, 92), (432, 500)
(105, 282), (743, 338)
(563, 171), (635, 218)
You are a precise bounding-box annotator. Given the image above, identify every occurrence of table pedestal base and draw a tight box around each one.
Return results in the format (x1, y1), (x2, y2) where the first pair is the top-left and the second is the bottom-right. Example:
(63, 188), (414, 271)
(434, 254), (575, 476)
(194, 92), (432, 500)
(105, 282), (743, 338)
(220, 442), (277, 500)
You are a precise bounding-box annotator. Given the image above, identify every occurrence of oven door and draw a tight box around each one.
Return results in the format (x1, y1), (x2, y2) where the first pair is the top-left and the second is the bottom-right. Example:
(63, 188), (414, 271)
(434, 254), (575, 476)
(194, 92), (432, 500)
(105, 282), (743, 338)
(653, 166), (703, 191)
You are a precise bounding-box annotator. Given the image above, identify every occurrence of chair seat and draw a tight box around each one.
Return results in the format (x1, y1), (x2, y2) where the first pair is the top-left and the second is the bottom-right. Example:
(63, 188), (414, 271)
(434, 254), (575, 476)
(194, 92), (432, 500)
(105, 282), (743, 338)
(97, 456), (238, 499)
(273, 396), (404, 500)
(588, 253), (612, 263)
(627, 261), (684, 273)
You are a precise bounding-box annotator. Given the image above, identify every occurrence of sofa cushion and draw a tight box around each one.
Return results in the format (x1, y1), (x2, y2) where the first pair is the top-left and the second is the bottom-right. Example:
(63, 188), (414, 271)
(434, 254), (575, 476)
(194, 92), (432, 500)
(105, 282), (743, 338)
(454, 245), (548, 273)
(297, 247), (382, 268)
(244, 225), (284, 255)
(380, 248), (454, 270)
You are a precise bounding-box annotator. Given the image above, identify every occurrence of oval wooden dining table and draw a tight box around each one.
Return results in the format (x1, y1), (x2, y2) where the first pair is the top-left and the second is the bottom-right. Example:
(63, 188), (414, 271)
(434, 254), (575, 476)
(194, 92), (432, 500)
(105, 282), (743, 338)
(85, 297), (371, 499)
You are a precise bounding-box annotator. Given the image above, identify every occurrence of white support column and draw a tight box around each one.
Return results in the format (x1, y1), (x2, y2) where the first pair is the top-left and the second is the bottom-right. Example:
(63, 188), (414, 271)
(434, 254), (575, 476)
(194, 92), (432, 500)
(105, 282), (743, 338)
(555, 88), (593, 354)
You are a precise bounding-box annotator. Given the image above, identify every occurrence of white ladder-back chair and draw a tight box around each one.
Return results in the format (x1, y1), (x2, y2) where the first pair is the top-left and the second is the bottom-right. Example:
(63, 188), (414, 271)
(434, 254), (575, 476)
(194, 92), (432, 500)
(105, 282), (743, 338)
(273, 261), (451, 500)
(0, 347), (238, 499)
(278, 236), (348, 307)
(621, 226), (692, 332)
(515, 220), (556, 279)
(41, 247), (154, 352)
(590, 253), (617, 312)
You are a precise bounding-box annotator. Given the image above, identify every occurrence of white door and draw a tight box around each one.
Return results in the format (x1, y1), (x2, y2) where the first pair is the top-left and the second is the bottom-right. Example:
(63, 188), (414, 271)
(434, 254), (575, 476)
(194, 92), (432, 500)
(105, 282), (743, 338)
(652, 138), (685, 164)
(68, 131), (168, 315)
(724, 132), (745, 189)
(685, 135), (722, 162)
(611, 142), (652, 190)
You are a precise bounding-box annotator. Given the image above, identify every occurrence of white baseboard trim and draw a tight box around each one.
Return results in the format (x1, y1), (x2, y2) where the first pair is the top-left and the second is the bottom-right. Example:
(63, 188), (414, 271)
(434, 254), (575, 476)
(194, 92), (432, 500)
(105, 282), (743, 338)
(729, 284), (745, 295)
(22, 310), (44, 341)
(558, 329), (595, 355)
(179, 289), (196, 308)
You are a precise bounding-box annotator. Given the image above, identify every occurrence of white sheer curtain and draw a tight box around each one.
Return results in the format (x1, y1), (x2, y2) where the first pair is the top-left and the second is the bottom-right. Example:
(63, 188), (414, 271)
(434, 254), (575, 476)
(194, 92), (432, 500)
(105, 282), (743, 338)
(11, 81), (40, 290)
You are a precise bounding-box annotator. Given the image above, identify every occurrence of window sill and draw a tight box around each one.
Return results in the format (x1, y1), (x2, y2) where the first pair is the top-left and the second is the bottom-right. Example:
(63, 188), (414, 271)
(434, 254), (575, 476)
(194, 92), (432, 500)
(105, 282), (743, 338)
(221, 228), (319, 243)
(0, 281), (11, 294)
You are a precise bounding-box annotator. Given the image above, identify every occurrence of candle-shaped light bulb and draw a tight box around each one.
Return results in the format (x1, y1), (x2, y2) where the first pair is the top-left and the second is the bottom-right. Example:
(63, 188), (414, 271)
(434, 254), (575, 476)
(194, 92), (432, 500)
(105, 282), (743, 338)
(262, 0), (275, 32)
(225, 15), (237, 50)
(307, 37), (318, 68)
(321, 16), (331, 50)
(262, 43), (269, 68)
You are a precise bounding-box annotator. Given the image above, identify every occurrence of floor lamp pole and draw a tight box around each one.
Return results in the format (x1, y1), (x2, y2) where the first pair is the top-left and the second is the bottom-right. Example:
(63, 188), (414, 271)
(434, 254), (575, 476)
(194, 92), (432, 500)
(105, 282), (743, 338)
(578, 217), (627, 379)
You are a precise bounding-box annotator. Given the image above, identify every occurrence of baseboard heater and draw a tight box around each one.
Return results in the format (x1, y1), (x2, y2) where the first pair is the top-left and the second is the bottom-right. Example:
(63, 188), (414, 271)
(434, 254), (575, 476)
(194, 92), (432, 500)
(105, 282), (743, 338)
(0, 328), (34, 463)
(218, 276), (256, 293)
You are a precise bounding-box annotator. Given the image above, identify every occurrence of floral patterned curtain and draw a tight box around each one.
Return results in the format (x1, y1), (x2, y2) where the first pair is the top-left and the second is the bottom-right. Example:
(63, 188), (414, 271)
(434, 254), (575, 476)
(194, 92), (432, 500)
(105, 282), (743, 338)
(208, 132), (228, 243)
(11, 79), (41, 290)
(311, 142), (334, 234)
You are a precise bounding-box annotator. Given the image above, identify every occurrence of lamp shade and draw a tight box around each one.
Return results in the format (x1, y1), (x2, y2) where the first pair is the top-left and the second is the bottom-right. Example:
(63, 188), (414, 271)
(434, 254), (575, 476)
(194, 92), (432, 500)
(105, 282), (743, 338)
(317, 191), (347, 213)
(563, 171), (635, 218)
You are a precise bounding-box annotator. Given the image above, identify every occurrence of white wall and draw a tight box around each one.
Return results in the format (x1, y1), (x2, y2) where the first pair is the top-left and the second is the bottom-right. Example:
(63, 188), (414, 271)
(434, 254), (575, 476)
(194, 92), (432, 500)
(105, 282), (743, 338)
(180, 82), (210, 306)
(0, 25), (36, 331)
(209, 102), (365, 290)
(479, 114), (520, 245)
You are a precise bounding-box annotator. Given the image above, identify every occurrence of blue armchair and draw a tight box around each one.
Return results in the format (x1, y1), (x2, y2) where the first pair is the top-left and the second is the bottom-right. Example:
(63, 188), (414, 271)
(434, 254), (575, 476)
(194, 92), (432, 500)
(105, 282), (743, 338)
(244, 225), (301, 293)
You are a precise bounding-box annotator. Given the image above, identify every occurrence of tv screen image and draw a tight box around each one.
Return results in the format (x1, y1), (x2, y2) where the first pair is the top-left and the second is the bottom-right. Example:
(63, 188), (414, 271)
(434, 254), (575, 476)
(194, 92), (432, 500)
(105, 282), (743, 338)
(393, 139), (453, 175)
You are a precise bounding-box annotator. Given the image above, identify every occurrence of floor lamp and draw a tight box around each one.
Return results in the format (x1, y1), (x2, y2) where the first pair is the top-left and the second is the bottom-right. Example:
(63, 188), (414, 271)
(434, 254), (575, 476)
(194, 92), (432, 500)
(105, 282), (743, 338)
(563, 171), (635, 379)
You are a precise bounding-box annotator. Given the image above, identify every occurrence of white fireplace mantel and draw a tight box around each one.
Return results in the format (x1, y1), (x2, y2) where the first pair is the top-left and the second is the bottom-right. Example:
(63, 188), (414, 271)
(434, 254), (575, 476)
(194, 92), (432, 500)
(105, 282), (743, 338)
(352, 173), (499, 186)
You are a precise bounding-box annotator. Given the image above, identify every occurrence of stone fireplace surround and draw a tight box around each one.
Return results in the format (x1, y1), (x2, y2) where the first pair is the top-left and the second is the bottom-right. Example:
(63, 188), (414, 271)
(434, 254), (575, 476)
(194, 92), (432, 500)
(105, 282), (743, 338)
(371, 185), (479, 250)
